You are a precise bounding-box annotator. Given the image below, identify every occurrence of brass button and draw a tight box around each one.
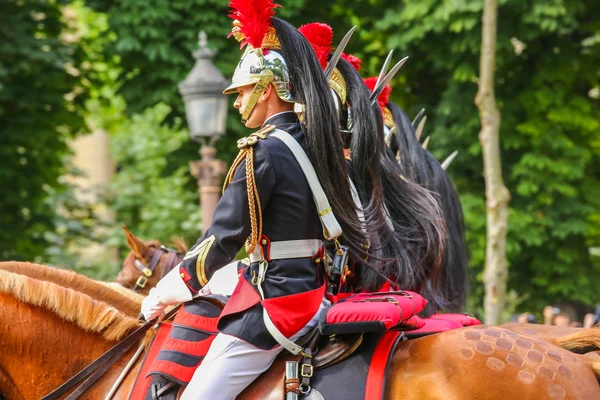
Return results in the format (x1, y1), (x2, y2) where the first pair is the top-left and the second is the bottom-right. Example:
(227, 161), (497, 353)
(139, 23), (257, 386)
(261, 239), (267, 245)
(314, 258), (321, 264)
(180, 273), (186, 279)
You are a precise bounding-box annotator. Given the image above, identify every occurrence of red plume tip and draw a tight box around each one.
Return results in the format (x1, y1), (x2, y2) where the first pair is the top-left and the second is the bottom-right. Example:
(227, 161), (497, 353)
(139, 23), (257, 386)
(298, 22), (333, 70)
(342, 53), (362, 71)
(363, 76), (392, 108)
(363, 77), (378, 92)
(228, 0), (281, 49)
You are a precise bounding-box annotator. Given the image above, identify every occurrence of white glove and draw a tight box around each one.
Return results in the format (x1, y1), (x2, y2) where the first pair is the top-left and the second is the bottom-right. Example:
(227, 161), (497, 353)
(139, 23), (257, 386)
(140, 265), (193, 321)
(140, 289), (167, 321)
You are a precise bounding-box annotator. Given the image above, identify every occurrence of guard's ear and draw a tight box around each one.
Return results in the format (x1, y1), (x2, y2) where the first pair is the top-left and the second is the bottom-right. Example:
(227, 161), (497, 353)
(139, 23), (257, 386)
(261, 83), (274, 101)
(123, 225), (150, 261)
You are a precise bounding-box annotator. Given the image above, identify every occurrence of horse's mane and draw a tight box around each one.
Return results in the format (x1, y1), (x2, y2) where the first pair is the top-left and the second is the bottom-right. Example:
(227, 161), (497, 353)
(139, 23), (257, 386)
(0, 265), (142, 341)
(99, 281), (146, 305)
(0, 262), (141, 316)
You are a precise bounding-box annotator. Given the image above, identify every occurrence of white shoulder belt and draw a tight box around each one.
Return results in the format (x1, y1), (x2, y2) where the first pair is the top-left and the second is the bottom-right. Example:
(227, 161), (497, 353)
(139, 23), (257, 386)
(270, 129), (343, 240)
(249, 128), (345, 356)
(250, 129), (372, 356)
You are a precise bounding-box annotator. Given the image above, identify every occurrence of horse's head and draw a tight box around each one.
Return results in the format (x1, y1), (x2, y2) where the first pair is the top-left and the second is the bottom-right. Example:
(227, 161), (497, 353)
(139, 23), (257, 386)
(116, 226), (186, 295)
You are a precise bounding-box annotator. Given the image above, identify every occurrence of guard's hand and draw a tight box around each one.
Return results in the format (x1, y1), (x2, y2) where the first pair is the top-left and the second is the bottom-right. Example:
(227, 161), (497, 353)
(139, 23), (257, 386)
(140, 289), (167, 322)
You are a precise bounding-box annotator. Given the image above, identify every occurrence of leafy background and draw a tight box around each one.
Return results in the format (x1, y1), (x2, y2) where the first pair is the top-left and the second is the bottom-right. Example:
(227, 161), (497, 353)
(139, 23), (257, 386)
(1, 0), (598, 320)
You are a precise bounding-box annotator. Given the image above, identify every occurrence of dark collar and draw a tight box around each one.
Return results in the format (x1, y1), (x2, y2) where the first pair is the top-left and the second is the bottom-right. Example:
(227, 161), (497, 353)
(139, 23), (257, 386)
(263, 111), (299, 127)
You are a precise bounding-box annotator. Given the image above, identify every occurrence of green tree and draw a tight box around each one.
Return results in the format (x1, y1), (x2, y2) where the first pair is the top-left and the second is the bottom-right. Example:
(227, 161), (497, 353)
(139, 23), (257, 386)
(85, 0), (600, 315)
(0, 0), (87, 261)
(104, 103), (201, 251)
(366, 0), (600, 314)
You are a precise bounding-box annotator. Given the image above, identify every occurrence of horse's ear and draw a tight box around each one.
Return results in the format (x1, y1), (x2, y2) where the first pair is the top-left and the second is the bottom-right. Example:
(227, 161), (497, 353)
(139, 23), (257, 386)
(171, 237), (188, 253)
(123, 225), (150, 261)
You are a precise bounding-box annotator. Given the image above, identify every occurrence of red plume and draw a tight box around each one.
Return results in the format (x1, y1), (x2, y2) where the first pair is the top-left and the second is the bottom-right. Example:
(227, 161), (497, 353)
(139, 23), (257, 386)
(228, 0), (281, 49)
(298, 23), (333, 70)
(342, 53), (362, 71)
(363, 76), (392, 109)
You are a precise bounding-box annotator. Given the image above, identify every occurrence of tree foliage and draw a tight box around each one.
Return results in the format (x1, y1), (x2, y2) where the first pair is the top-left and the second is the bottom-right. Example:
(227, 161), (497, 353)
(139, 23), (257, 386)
(104, 103), (201, 250)
(0, 0), (87, 261)
(87, 0), (600, 313)
(4, 0), (598, 315)
(364, 0), (600, 313)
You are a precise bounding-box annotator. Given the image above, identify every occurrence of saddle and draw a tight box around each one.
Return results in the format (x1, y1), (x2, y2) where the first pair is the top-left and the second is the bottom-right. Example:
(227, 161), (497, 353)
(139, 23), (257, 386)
(239, 331), (364, 400)
(142, 328), (364, 400)
(239, 331), (398, 400)
(297, 329), (364, 370)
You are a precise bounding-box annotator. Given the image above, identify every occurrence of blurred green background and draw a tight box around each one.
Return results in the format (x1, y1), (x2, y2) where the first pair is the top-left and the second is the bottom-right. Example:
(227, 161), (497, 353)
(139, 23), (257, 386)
(1, 0), (599, 320)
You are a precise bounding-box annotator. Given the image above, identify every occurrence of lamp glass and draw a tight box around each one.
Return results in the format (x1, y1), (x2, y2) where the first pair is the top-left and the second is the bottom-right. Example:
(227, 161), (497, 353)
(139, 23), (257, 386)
(185, 95), (228, 141)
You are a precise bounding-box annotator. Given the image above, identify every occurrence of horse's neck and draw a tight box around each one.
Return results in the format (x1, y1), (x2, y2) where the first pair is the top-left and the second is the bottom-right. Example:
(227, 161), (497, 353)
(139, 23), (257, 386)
(0, 293), (140, 400)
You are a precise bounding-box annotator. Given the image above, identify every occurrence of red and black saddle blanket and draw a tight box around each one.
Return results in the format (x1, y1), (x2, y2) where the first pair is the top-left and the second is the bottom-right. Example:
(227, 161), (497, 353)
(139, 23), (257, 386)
(309, 331), (403, 400)
(311, 311), (481, 400)
(129, 297), (225, 399)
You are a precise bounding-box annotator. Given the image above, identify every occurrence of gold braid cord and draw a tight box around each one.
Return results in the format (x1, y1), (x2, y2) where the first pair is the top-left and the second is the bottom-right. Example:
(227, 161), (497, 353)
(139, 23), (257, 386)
(223, 124), (276, 254)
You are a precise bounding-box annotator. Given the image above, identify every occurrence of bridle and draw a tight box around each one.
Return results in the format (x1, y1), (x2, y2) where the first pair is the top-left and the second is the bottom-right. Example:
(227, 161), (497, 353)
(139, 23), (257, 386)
(133, 245), (182, 292)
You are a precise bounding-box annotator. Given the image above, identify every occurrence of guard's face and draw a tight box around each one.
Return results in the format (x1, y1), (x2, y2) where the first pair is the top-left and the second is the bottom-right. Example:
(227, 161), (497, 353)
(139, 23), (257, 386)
(233, 84), (267, 129)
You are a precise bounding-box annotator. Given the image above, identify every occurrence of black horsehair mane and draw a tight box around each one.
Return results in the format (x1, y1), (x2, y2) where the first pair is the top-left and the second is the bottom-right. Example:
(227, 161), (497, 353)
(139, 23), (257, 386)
(336, 58), (447, 316)
(270, 18), (372, 263)
(388, 102), (469, 314)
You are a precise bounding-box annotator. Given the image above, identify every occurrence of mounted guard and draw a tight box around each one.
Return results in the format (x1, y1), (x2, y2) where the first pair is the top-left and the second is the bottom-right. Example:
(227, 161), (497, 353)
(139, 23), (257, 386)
(139, 0), (370, 398)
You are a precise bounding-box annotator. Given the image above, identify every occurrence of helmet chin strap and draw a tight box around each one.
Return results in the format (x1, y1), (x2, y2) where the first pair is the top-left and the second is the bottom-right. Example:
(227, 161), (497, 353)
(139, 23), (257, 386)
(240, 70), (274, 124)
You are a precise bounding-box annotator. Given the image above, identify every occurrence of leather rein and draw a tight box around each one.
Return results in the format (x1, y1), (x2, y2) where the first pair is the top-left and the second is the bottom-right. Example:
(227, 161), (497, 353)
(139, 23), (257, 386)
(133, 245), (182, 292)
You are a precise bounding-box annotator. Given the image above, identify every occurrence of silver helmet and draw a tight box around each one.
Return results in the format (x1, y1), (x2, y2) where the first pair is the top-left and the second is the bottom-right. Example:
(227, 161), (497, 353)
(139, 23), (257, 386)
(223, 47), (294, 104)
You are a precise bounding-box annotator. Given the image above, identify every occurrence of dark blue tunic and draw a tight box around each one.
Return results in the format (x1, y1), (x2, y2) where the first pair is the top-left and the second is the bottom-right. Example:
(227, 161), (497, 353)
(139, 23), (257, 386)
(179, 111), (326, 349)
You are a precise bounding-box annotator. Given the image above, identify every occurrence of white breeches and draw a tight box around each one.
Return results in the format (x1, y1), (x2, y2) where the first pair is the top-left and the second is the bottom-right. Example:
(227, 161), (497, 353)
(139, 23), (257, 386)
(180, 297), (330, 400)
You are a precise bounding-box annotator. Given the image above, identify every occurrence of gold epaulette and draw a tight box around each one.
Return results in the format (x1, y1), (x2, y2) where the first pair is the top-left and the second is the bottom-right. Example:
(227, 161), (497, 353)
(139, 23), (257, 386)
(223, 124), (276, 254)
(235, 124), (276, 149)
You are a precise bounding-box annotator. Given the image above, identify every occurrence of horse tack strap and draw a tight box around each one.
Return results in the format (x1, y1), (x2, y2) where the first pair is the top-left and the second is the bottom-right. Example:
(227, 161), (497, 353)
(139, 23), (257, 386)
(64, 339), (138, 400)
(299, 331), (320, 392)
(136, 247), (165, 276)
(134, 247), (181, 291)
(364, 331), (404, 400)
(270, 129), (343, 240)
(160, 251), (180, 277)
(41, 305), (182, 400)
(134, 248), (164, 290)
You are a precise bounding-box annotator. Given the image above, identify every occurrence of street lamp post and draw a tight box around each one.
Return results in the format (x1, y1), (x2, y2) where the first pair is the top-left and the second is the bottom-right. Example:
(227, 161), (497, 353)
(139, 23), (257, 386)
(179, 31), (228, 228)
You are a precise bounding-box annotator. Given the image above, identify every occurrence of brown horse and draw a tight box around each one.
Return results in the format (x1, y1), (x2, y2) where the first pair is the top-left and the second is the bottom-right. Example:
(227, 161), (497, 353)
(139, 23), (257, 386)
(0, 267), (143, 399)
(115, 226), (186, 295)
(3, 266), (600, 399)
